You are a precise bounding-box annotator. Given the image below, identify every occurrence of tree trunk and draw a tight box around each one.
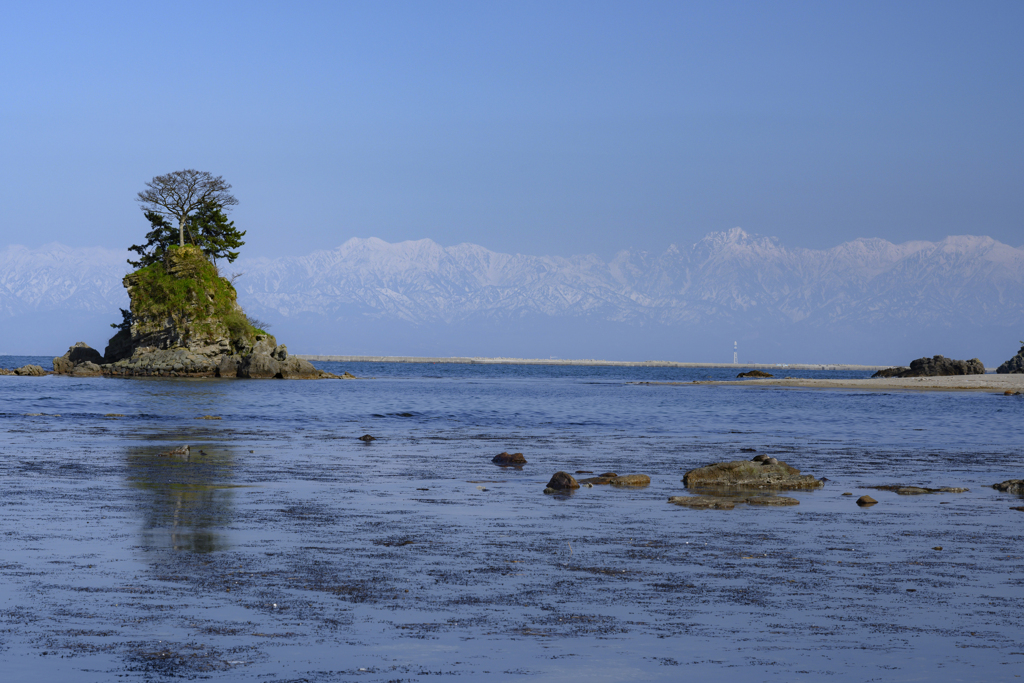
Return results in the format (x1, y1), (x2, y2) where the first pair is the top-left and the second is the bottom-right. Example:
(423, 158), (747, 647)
(178, 217), (185, 247)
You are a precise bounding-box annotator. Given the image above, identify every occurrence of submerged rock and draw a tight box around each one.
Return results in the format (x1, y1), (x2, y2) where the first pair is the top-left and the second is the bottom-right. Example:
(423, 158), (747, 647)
(867, 485), (969, 495)
(546, 472), (580, 490)
(682, 460), (823, 490)
(492, 452), (527, 465)
(746, 495), (799, 506)
(358, 434), (376, 442)
(608, 474), (651, 486)
(993, 480), (1024, 494)
(159, 445), (190, 459)
(668, 495), (736, 509)
(668, 494), (799, 509)
(577, 472), (618, 485)
(736, 370), (773, 378)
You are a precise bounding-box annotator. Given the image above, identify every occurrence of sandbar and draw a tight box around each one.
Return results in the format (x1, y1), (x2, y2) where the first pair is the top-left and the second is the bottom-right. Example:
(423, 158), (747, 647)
(656, 373), (1024, 392)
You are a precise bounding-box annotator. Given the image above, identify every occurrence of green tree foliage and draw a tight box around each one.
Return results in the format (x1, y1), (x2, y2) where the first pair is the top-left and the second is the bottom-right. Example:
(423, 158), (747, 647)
(128, 212), (178, 268)
(110, 307), (135, 332)
(188, 200), (246, 264)
(127, 200), (245, 269)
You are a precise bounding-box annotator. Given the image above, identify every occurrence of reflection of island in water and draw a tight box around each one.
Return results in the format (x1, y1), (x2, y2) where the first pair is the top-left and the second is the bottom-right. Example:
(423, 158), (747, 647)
(127, 444), (239, 554)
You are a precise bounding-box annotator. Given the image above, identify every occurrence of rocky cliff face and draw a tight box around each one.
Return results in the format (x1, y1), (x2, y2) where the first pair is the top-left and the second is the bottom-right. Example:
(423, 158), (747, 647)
(53, 246), (337, 379)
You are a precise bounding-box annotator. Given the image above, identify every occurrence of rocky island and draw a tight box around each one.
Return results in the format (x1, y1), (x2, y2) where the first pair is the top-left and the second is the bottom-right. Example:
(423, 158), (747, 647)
(53, 246), (342, 379)
(51, 169), (349, 380)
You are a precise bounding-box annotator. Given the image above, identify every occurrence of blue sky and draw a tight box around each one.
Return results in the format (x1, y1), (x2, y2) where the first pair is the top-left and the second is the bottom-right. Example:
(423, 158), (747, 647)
(1, 1), (1021, 258)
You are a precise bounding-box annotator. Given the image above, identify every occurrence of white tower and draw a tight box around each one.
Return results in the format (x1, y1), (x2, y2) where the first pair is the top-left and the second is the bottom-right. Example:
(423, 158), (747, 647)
(733, 341), (738, 365)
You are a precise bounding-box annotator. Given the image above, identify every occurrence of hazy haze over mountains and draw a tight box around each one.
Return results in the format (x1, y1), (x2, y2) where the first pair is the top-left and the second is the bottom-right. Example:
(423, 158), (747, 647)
(3, 229), (1022, 366)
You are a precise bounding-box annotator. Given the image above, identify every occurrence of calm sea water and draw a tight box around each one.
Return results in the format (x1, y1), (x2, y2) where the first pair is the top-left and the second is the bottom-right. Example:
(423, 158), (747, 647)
(1, 356), (1022, 681)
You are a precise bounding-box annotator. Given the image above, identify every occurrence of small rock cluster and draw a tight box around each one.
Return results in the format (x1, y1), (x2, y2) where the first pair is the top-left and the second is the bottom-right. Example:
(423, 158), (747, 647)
(0, 364), (47, 376)
(492, 452), (527, 466)
(543, 471), (651, 493)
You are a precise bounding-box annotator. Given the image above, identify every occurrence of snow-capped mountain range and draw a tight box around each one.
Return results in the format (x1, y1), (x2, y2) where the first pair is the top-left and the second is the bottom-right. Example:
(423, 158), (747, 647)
(3, 229), (1023, 363)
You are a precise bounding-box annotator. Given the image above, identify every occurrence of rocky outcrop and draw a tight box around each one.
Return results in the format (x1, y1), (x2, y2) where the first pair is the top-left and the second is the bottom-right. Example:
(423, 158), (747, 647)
(1, 365), (48, 376)
(737, 370), (773, 378)
(682, 458), (823, 490)
(53, 342), (104, 374)
(997, 344), (1024, 374)
(874, 355), (984, 378)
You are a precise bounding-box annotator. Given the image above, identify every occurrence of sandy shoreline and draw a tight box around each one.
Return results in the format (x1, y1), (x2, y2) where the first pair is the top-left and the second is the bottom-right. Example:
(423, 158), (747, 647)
(640, 373), (1024, 392)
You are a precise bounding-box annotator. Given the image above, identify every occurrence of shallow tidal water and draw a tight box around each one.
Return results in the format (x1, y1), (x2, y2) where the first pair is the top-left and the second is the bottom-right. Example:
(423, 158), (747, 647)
(1, 358), (1023, 682)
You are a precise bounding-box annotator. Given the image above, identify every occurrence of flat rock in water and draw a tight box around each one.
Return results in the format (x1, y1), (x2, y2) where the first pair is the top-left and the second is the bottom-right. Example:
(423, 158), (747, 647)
(492, 452), (527, 465)
(668, 495), (736, 510)
(856, 495), (878, 506)
(867, 485), (969, 495)
(546, 471), (580, 490)
(608, 474), (651, 486)
(746, 495), (799, 506)
(682, 460), (823, 490)
(993, 480), (1024, 494)
(736, 370), (773, 378)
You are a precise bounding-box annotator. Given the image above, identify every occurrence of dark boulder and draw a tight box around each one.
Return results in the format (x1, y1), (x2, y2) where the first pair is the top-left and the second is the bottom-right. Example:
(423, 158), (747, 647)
(492, 452), (527, 465)
(737, 370), (773, 378)
(53, 342), (104, 374)
(856, 495), (877, 506)
(997, 344), (1024, 374)
(277, 356), (320, 379)
(546, 472), (580, 490)
(358, 434), (376, 442)
(993, 479), (1024, 494)
(239, 351), (280, 379)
